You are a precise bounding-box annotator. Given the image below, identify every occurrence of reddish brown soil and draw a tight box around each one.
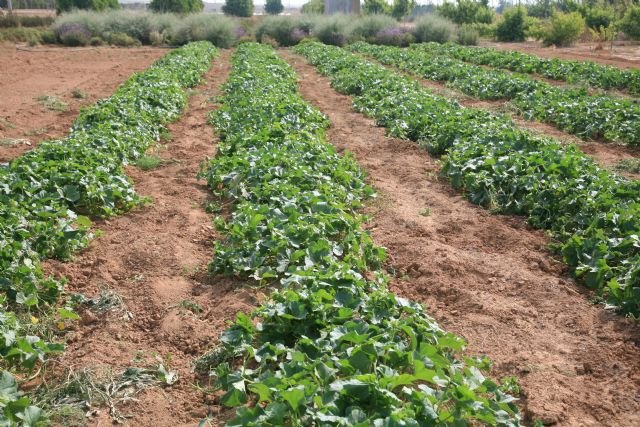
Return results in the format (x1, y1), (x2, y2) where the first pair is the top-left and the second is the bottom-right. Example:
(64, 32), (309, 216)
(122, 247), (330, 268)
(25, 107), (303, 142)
(0, 44), (165, 161)
(362, 53), (640, 180)
(44, 50), (247, 426)
(282, 49), (640, 427)
(481, 41), (640, 69)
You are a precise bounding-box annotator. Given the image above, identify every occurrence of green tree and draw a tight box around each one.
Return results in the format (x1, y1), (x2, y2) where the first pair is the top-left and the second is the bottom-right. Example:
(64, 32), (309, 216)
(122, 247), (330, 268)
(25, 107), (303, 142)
(620, 4), (640, 40)
(149, 0), (203, 13)
(56, 0), (118, 13)
(223, 0), (253, 16)
(363, 0), (391, 15)
(265, 0), (283, 15)
(438, 0), (494, 24)
(391, 0), (416, 19)
(496, 6), (527, 41)
(301, 0), (323, 14)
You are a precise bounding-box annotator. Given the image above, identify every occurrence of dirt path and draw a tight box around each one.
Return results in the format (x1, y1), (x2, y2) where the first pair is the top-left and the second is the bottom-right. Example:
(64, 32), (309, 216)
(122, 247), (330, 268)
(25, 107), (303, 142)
(282, 49), (640, 427)
(360, 53), (640, 179)
(0, 45), (165, 161)
(44, 49), (250, 426)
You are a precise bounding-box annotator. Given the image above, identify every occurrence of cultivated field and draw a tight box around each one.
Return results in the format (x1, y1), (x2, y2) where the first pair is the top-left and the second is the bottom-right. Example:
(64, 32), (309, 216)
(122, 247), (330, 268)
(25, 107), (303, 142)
(1, 37), (639, 427)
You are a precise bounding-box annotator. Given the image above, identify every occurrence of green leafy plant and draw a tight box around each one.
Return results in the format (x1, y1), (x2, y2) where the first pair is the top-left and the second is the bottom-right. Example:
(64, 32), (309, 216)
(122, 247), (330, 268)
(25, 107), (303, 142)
(0, 41), (217, 419)
(199, 42), (520, 426)
(351, 42), (640, 145)
(403, 40), (640, 94)
(135, 155), (163, 170)
(295, 41), (640, 316)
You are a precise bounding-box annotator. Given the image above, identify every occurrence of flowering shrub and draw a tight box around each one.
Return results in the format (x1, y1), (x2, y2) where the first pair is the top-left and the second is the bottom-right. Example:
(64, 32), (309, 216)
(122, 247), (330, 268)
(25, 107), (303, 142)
(375, 26), (415, 47)
(55, 22), (91, 46)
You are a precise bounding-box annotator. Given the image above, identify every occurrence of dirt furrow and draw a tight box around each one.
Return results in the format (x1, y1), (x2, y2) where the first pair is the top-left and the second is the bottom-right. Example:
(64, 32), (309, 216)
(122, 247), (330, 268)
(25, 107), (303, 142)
(357, 53), (640, 180)
(43, 49), (251, 426)
(281, 49), (640, 427)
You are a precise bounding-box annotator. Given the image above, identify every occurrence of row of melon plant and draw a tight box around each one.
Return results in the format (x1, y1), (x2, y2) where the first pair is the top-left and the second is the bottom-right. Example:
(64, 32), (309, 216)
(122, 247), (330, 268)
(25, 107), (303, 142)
(348, 42), (640, 145)
(293, 41), (640, 317)
(198, 42), (520, 426)
(416, 42), (640, 95)
(0, 41), (217, 424)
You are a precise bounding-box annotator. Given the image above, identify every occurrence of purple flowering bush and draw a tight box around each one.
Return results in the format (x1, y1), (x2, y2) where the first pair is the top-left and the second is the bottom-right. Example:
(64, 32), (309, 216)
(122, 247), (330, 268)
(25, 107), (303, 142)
(55, 22), (91, 46)
(375, 26), (415, 47)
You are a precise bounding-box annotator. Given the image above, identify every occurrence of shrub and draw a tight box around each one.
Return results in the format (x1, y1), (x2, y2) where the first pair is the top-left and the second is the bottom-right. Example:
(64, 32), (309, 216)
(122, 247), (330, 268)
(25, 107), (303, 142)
(457, 24), (478, 45)
(496, 6), (527, 42)
(55, 22), (92, 46)
(0, 15), (55, 28)
(469, 21), (495, 38)
(524, 16), (547, 41)
(256, 15), (316, 46)
(374, 26), (415, 46)
(172, 14), (238, 47)
(102, 10), (152, 44)
(620, 5), (640, 40)
(0, 27), (49, 44)
(413, 14), (456, 43)
(312, 15), (350, 46)
(543, 11), (585, 46)
(53, 11), (107, 38)
(89, 36), (106, 46)
(108, 32), (140, 46)
(348, 14), (396, 42)
(41, 30), (57, 44)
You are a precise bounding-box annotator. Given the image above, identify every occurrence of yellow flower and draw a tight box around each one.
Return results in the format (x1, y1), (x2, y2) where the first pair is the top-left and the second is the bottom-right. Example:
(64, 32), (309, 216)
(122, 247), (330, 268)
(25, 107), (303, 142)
(57, 322), (65, 331)
(30, 316), (39, 324)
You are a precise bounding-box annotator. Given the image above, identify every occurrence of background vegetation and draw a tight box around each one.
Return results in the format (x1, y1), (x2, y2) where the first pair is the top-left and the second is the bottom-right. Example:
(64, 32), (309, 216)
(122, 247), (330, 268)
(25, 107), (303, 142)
(1, 0), (640, 48)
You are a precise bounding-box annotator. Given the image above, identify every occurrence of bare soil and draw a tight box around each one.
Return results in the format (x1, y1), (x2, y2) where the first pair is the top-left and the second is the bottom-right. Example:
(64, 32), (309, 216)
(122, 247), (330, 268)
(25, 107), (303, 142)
(43, 49), (247, 426)
(282, 49), (640, 427)
(481, 41), (640, 69)
(0, 44), (165, 161)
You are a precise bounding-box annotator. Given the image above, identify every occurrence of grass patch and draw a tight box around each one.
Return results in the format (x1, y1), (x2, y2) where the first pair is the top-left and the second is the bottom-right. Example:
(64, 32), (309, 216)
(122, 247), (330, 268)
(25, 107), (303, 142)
(614, 158), (640, 174)
(178, 299), (202, 314)
(135, 155), (163, 171)
(0, 138), (30, 147)
(71, 89), (88, 100)
(418, 207), (432, 217)
(0, 117), (16, 129)
(24, 127), (49, 137)
(35, 95), (69, 112)
(35, 365), (177, 424)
